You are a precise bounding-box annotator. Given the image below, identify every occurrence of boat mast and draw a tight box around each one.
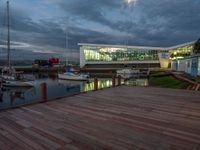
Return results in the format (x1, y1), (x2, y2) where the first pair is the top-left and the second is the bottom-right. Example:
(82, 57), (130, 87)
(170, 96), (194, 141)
(6, 0), (11, 68)
(65, 29), (68, 66)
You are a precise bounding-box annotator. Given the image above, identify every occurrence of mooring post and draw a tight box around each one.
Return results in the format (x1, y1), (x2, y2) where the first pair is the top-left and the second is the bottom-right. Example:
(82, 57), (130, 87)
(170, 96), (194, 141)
(94, 77), (98, 91)
(112, 75), (116, 87)
(195, 83), (200, 91)
(41, 82), (47, 101)
(118, 75), (121, 86)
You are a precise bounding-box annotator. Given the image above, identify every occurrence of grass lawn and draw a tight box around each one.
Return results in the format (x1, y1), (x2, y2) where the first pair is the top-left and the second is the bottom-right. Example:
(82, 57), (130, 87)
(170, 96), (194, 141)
(149, 72), (189, 89)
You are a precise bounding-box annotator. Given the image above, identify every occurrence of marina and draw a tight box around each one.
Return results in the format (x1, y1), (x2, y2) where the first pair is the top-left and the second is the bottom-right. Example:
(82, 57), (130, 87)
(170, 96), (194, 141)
(0, 0), (200, 149)
(0, 75), (148, 110)
(0, 86), (199, 149)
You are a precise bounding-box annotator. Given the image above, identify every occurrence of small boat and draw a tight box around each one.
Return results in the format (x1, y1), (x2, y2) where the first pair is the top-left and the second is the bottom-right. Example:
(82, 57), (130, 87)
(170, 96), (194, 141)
(58, 72), (89, 81)
(58, 26), (89, 81)
(1, 67), (35, 87)
(0, 1), (35, 87)
(117, 68), (140, 79)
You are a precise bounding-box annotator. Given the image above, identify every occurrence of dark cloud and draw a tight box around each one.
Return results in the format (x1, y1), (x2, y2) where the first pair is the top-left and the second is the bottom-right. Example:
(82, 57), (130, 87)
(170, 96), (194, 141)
(55, 0), (120, 26)
(51, 0), (200, 47)
(0, 0), (200, 62)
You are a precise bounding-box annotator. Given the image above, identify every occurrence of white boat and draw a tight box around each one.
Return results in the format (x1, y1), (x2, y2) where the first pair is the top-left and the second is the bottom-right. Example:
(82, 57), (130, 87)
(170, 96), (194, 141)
(58, 28), (89, 81)
(58, 72), (89, 81)
(0, 1), (35, 87)
(117, 68), (133, 74)
(1, 67), (35, 87)
(117, 68), (140, 79)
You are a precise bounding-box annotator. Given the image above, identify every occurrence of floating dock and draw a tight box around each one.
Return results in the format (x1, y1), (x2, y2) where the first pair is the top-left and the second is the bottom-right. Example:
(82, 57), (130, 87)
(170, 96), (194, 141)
(0, 86), (200, 149)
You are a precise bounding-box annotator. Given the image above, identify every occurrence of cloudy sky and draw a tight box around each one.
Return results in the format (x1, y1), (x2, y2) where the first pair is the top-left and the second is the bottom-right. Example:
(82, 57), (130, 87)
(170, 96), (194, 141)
(0, 0), (200, 62)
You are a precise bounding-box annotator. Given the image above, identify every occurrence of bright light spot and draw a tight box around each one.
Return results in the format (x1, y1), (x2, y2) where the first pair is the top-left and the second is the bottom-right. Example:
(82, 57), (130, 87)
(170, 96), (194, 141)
(126, 0), (138, 6)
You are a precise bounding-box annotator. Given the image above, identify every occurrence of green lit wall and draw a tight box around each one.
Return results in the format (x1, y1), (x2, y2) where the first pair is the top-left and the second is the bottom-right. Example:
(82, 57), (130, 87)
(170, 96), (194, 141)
(83, 79), (148, 92)
(170, 44), (193, 59)
(83, 46), (160, 62)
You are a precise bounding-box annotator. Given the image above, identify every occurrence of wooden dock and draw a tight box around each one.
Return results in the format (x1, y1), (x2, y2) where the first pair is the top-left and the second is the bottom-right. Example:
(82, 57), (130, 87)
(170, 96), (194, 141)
(0, 86), (200, 150)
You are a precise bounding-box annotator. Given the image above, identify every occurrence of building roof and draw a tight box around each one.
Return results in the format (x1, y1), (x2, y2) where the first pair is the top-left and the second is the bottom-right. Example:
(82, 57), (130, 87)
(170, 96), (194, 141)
(78, 41), (196, 51)
(165, 41), (196, 50)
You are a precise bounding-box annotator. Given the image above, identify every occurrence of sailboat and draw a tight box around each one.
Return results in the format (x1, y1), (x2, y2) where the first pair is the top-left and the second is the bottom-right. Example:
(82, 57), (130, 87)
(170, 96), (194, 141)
(58, 29), (89, 81)
(58, 70), (89, 81)
(1, 1), (35, 87)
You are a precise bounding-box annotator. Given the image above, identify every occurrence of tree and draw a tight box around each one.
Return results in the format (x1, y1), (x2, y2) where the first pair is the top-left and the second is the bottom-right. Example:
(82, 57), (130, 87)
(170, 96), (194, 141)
(193, 38), (200, 54)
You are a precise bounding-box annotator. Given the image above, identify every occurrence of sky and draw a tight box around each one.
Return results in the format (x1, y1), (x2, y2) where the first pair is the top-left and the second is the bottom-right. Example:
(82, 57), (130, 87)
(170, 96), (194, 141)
(0, 0), (200, 62)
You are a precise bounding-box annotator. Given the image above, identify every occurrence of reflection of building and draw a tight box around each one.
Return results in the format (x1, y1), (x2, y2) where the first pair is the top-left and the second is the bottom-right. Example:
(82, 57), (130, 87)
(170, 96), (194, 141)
(79, 41), (195, 69)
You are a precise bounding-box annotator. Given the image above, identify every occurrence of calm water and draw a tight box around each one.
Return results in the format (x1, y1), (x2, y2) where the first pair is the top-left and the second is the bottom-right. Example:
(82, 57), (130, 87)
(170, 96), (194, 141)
(0, 76), (148, 110)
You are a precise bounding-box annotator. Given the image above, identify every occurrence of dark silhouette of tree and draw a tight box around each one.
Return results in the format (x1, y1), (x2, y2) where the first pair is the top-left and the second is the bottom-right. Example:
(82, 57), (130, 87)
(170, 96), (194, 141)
(193, 38), (200, 54)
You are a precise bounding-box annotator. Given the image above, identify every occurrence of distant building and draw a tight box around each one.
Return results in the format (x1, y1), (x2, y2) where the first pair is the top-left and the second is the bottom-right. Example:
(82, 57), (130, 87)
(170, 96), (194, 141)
(79, 41), (195, 69)
(32, 57), (61, 68)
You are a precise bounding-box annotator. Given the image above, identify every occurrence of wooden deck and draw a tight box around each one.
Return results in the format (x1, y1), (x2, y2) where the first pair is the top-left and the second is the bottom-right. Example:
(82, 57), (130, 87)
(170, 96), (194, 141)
(0, 86), (200, 150)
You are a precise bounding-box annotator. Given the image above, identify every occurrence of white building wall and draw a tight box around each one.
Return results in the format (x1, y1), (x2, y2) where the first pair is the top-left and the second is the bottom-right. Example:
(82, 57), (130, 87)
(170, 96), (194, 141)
(80, 47), (85, 68)
(185, 59), (192, 74)
(177, 59), (186, 71)
(171, 60), (177, 71)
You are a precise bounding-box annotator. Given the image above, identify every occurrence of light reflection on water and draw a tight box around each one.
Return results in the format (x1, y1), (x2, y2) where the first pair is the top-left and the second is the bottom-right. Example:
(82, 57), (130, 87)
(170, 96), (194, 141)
(0, 78), (148, 110)
(124, 79), (148, 87)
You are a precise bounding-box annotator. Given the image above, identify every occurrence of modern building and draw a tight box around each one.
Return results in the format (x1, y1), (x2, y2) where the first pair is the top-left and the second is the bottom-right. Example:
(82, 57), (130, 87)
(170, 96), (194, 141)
(79, 41), (195, 69)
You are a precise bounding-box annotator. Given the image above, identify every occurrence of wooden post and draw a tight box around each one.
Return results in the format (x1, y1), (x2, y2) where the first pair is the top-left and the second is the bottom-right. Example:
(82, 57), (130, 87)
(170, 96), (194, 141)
(118, 75), (121, 86)
(195, 83), (200, 91)
(94, 77), (98, 91)
(112, 75), (116, 87)
(41, 82), (47, 101)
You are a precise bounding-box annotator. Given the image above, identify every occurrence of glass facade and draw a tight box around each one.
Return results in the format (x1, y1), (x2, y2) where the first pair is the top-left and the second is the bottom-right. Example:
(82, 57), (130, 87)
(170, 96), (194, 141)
(83, 46), (161, 62)
(169, 44), (193, 59)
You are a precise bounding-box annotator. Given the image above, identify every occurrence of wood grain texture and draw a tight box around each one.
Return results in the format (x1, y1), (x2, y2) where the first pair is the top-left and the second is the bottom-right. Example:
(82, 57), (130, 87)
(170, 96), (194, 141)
(0, 86), (200, 150)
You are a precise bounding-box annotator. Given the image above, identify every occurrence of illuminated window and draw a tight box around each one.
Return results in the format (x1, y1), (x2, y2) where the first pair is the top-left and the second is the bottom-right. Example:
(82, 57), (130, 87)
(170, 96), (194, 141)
(83, 46), (160, 62)
(170, 45), (193, 59)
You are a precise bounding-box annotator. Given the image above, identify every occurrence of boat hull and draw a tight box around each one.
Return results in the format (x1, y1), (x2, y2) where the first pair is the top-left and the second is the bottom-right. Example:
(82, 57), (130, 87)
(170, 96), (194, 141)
(2, 80), (35, 87)
(58, 74), (89, 81)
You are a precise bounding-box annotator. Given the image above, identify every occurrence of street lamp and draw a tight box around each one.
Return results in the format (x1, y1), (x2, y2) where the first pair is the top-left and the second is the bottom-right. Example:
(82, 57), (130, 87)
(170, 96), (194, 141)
(126, 0), (138, 7)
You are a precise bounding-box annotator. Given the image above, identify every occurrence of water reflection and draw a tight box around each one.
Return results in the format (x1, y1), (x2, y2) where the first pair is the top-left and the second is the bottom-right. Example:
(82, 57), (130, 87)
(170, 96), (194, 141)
(84, 79), (148, 91)
(2, 87), (33, 101)
(84, 80), (113, 92)
(0, 78), (148, 110)
(0, 86), (36, 109)
(124, 79), (148, 86)
(58, 80), (85, 92)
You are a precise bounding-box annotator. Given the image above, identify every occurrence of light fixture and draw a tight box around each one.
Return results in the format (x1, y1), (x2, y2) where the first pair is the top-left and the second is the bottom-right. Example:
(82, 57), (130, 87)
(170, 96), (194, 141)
(126, 0), (138, 6)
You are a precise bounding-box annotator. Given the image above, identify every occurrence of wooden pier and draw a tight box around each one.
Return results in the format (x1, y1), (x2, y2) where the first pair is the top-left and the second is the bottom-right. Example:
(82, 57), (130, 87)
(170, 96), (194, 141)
(0, 86), (200, 149)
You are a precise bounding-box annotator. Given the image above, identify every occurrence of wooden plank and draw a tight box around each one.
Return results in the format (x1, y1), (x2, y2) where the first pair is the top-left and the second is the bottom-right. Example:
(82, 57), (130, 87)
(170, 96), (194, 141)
(0, 86), (200, 149)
